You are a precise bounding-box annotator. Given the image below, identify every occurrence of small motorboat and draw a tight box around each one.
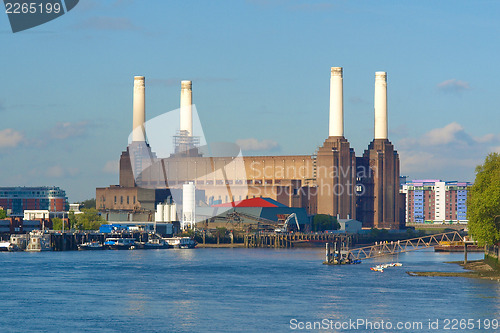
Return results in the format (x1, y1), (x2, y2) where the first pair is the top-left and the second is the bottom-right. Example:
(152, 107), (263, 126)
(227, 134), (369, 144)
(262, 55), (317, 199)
(370, 262), (403, 272)
(0, 241), (20, 252)
(136, 238), (171, 249)
(370, 265), (384, 272)
(78, 241), (105, 250)
(164, 237), (197, 249)
(104, 238), (136, 250)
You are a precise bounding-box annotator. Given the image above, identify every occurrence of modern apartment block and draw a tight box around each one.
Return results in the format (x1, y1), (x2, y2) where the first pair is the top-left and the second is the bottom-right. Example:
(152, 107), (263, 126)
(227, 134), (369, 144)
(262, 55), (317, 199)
(401, 180), (472, 224)
(0, 186), (69, 216)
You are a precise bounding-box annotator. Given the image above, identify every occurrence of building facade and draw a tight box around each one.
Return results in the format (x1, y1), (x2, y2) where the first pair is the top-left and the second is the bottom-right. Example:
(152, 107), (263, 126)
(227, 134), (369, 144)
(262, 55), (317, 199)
(401, 180), (472, 224)
(0, 187), (68, 216)
(97, 69), (403, 229)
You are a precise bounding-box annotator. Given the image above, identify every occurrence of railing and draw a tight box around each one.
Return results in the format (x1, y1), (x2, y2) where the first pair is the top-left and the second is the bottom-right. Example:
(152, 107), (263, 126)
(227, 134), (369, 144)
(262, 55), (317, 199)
(346, 231), (464, 261)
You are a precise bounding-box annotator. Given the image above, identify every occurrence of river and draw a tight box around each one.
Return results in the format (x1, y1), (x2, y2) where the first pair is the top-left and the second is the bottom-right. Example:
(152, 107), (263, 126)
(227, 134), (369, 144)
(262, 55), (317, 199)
(0, 248), (497, 332)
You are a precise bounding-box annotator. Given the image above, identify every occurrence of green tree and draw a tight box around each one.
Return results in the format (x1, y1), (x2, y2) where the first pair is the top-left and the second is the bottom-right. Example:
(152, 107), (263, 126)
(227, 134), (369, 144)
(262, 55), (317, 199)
(74, 208), (105, 231)
(0, 209), (7, 219)
(80, 198), (96, 209)
(215, 227), (227, 244)
(467, 153), (500, 246)
(68, 211), (77, 230)
(52, 217), (63, 230)
(313, 214), (340, 232)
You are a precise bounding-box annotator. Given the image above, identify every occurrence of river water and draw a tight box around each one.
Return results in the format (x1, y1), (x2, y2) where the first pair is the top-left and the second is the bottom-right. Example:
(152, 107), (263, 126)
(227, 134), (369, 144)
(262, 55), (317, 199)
(0, 248), (498, 332)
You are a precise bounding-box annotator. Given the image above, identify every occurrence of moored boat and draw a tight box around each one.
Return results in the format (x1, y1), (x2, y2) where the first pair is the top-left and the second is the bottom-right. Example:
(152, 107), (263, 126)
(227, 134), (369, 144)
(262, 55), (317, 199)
(104, 237), (136, 250)
(136, 238), (171, 249)
(26, 230), (53, 252)
(434, 241), (483, 252)
(179, 237), (197, 249)
(78, 241), (105, 250)
(370, 262), (402, 272)
(0, 241), (18, 252)
(164, 237), (197, 249)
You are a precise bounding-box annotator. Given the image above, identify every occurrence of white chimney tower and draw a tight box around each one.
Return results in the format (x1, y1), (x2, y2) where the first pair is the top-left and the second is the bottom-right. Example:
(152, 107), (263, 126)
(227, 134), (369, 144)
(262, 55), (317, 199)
(132, 76), (146, 142)
(329, 67), (343, 137)
(180, 80), (193, 136)
(374, 71), (388, 140)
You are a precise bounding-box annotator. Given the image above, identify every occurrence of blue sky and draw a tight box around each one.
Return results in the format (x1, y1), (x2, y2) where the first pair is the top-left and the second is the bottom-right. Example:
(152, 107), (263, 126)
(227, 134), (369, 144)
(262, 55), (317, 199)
(0, 0), (499, 202)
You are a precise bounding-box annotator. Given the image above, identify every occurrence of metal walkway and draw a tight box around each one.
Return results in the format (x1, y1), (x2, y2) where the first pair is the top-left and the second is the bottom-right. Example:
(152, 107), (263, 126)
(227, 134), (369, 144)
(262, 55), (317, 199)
(346, 231), (464, 261)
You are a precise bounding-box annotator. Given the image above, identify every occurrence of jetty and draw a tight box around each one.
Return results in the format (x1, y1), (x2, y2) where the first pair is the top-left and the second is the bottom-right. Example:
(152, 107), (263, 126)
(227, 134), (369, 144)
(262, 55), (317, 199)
(243, 232), (350, 248)
(324, 231), (468, 265)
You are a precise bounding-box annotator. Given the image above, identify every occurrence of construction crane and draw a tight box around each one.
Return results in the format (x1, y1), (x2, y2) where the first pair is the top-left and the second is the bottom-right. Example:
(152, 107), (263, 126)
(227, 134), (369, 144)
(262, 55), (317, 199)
(275, 213), (300, 233)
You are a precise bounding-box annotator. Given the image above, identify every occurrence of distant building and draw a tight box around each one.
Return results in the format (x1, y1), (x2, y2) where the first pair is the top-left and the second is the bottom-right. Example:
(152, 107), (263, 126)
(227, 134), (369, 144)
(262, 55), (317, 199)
(337, 218), (362, 233)
(401, 180), (472, 224)
(202, 197), (312, 231)
(0, 187), (68, 216)
(69, 203), (83, 214)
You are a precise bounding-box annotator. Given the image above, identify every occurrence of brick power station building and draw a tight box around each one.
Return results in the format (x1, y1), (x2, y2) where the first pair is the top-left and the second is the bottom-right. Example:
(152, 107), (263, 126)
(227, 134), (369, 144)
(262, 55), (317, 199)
(97, 68), (404, 229)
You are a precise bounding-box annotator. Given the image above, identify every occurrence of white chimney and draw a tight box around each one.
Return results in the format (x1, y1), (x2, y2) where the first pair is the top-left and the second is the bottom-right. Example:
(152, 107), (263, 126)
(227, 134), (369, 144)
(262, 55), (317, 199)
(180, 80), (193, 136)
(132, 76), (146, 142)
(374, 71), (388, 140)
(329, 67), (343, 137)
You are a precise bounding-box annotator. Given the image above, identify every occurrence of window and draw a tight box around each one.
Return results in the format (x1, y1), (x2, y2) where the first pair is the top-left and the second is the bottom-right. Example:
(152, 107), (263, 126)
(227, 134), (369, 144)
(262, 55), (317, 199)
(127, 196), (129, 204)
(120, 196), (123, 204)
(133, 196), (136, 204)
(114, 196), (117, 204)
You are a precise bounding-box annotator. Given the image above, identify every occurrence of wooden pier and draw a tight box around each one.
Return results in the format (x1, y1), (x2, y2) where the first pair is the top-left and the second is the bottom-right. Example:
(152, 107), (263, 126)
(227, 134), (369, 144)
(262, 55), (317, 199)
(244, 232), (350, 248)
(50, 232), (150, 251)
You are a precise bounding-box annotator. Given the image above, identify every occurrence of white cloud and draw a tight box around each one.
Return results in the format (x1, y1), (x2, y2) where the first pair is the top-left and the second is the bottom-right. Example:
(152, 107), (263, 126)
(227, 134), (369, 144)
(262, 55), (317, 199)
(46, 165), (79, 178)
(0, 128), (24, 148)
(419, 122), (474, 146)
(103, 160), (119, 174)
(437, 79), (471, 93)
(50, 121), (89, 140)
(236, 138), (280, 152)
(398, 122), (500, 181)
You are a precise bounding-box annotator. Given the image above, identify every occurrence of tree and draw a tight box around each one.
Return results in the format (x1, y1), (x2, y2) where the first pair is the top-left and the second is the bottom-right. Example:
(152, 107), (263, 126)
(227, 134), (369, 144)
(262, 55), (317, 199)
(68, 211), (77, 230)
(52, 217), (63, 230)
(74, 208), (105, 231)
(0, 209), (7, 219)
(80, 198), (96, 209)
(313, 214), (340, 232)
(215, 227), (227, 244)
(467, 153), (500, 246)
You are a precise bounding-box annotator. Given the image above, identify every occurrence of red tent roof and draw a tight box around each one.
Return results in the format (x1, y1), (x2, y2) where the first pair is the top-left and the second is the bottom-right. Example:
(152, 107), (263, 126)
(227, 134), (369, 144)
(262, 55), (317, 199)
(212, 197), (287, 208)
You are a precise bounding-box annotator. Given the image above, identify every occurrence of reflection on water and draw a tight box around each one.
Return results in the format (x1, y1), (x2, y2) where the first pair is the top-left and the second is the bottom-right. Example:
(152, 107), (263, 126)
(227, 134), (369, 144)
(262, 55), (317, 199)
(0, 248), (495, 332)
(126, 293), (149, 317)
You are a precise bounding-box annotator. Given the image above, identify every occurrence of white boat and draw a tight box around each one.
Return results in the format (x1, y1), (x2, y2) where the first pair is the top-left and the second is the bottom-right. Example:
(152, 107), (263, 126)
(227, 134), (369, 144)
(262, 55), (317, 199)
(164, 237), (197, 249)
(370, 265), (384, 272)
(0, 241), (16, 252)
(78, 241), (105, 250)
(26, 230), (53, 252)
(370, 262), (402, 272)
(10, 234), (28, 251)
(104, 237), (136, 250)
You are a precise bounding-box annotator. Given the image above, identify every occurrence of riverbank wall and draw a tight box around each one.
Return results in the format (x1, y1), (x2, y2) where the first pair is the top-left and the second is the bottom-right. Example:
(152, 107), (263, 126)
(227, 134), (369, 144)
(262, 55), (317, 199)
(485, 245), (500, 270)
